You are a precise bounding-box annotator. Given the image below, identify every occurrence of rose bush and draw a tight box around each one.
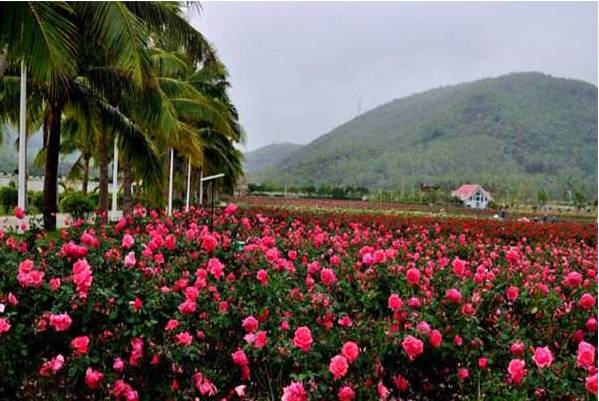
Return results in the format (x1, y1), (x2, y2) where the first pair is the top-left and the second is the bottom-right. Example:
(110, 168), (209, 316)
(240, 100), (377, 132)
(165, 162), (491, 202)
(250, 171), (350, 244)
(0, 205), (596, 400)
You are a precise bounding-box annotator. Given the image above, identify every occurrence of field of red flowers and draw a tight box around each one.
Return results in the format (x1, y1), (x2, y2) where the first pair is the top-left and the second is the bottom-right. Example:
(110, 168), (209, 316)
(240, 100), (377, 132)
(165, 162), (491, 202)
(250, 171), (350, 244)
(0, 205), (596, 400)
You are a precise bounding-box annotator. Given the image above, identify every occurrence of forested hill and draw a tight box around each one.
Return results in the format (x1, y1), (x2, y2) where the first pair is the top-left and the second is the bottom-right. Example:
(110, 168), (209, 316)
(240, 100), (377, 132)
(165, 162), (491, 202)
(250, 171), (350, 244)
(251, 72), (598, 199)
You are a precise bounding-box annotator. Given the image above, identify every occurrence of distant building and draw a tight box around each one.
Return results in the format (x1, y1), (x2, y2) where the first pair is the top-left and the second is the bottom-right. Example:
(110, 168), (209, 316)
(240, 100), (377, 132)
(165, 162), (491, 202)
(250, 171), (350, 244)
(451, 184), (492, 209)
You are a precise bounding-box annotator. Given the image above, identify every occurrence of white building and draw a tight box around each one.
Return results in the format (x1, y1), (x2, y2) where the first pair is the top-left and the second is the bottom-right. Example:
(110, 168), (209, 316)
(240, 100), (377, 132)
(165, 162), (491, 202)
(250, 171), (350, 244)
(451, 184), (492, 209)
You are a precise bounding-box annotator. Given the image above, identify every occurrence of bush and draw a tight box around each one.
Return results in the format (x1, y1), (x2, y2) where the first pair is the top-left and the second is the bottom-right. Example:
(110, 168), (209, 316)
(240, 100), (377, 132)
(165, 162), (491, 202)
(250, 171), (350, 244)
(28, 191), (44, 213)
(0, 184), (17, 213)
(59, 191), (96, 219)
(0, 207), (595, 400)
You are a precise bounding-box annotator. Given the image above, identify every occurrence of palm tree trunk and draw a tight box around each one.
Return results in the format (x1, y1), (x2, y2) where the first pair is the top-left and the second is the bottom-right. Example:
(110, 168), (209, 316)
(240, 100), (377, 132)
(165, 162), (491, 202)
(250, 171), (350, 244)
(122, 159), (133, 216)
(98, 131), (108, 220)
(43, 102), (63, 230)
(82, 156), (90, 195)
(0, 53), (6, 79)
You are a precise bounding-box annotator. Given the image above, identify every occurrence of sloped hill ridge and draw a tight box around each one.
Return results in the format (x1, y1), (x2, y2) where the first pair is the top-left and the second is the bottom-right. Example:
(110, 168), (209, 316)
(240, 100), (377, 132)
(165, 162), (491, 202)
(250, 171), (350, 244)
(253, 72), (597, 198)
(244, 142), (304, 174)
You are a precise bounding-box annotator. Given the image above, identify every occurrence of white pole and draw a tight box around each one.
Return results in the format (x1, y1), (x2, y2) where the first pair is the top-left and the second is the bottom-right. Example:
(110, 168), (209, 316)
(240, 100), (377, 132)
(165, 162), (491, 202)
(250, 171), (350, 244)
(168, 148), (174, 215)
(199, 169), (204, 206)
(111, 138), (118, 218)
(185, 156), (191, 212)
(17, 61), (26, 211)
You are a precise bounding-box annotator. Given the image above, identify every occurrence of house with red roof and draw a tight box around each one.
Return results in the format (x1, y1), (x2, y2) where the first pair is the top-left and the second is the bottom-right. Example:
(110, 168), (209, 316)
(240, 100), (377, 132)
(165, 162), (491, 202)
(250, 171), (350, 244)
(451, 184), (492, 209)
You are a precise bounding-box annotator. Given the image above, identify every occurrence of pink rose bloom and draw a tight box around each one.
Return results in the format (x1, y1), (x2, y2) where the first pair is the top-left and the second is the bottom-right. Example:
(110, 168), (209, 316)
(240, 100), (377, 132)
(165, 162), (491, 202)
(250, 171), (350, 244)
(478, 357), (488, 369)
(329, 355), (349, 380)
(532, 346), (553, 368)
(293, 326), (313, 352)
(242, 316), (259, 333)
(178, 300), (196, 315)
(49, 313), (72, 332)
(232, 349), (249, 367)
(282, 381), (307, 401)
(254, 331), (268, 348)
(224, 203), (238, 216)
(49, 277), (61, 291)
(122, 234), (135, 249)
(506, 286), (519, 302)
(563, 271), (583, 288)
(579, 293), (596, 310)
(14, 206), (25, 219)
(586, 317), (598, 332)
(85, 367), (104, 389)
(416, 321), (431, 334)
(17, 259), (45, 288)
(452, 258), (467, 277)
(72, 258), (93, 297)
(193, 372), (217, 395)
(341, 341), (360, 362)
(256, 269), (269, 285)
(124, 251), (136, 267)
(402, 335), (424, 360)
(40, 354), (65, 376)
(320, 268), (337, 286)
(507, 359), (526, 385)
(445, 288), (462, 303)
(174, 331), (193, 346)
(71, 335), (90, 355)
(207, 258), (224, 280)
(429, 329), (442, 348)
(586, 373), (598, 395)
(338, 385), (355, 401)
(510, 341), (525, 356)
(0, 318), (11, 335)
(406, 268), (420, 285)
(458, 368), (469, 380)
(113, 357), (125, 373)
(387, 293), (402, 311)
(165, 319), (179, 331)
(577, 341), (596, 368)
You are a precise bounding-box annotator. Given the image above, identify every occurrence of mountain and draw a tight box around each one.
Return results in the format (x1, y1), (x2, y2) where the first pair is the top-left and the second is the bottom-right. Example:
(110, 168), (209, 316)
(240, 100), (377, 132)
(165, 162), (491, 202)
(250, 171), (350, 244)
(253, 72), (598, 199)
(244, 142), (304, 174)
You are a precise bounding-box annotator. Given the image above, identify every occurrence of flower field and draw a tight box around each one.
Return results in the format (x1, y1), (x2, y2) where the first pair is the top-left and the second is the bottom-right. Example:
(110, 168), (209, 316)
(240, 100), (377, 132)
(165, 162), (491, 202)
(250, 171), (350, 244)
(0, 205), (597, 400)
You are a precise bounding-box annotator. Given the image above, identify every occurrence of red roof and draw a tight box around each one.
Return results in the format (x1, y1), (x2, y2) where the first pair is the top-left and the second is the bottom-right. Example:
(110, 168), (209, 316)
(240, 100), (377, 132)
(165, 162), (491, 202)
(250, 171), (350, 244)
(451, 184), (491, 200)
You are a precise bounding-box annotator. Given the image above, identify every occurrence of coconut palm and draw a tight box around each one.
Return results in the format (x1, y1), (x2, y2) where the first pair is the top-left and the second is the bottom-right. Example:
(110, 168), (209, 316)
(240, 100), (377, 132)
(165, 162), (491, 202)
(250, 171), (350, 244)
(0, 2), (217, 229)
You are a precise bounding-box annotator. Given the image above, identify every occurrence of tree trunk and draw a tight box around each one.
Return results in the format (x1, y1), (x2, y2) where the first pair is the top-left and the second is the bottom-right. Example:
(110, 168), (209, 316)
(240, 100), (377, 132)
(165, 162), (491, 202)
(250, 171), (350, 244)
(82, 155), (89, 195)
(43, 102), (63, 231)
(0, 53), (7, 79)
(122, 159), (132, 216)
(98, 130), (109, 220)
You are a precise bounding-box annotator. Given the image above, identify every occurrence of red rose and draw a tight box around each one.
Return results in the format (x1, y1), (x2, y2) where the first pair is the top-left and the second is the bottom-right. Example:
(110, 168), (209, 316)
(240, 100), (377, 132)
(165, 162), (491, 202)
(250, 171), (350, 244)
(293, 326), (313, 352)
(402, 335), (424, 360)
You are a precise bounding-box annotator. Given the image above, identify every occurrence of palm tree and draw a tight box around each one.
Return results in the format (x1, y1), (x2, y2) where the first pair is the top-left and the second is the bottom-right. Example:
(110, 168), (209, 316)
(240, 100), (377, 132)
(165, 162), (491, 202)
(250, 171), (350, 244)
(1, 2), (217, 229)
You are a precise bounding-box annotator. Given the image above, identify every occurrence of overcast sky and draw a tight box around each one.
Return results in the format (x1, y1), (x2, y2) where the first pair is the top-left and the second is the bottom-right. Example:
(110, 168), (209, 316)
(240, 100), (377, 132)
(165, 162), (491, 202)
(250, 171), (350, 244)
(192, 2), (598, 151)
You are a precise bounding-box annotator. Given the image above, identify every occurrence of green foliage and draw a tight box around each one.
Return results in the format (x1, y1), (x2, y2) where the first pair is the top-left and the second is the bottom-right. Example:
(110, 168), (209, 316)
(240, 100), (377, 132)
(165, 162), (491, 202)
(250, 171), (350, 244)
(0, 183), (17, 212)
(59, 191), (96, 219)
(252, 72), (598, 200)
(28, 191), (44, 212)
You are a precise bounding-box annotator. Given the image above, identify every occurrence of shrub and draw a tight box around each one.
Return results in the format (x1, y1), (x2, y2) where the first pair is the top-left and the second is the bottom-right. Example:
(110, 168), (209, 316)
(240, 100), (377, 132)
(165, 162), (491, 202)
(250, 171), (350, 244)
(28, 191), (44, 213)
(59, 191), (96, 219)
(0, 184), (17, 212)
(0, 207), (595, 400)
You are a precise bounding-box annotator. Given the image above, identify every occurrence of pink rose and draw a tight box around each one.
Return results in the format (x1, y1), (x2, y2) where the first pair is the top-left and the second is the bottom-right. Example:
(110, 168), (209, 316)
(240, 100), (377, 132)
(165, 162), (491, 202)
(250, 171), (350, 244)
(506, 286), (519, 302)
(242, 316), (259, 333)
(577, 341), (596, 368)
(0, 318), (11, 336)
(320, 268), (337, 286)
(402, 335), (424, 360)
(254, 331), (268, 348)
(282, 381), (307, 401)
(507, 359), (526, 385)
(71, 335), (90, 355)
(256, 269), (268, 285)
(207, 258), (224, 280)
(532, 346), (553, 368)
(429, 329), (442, 348)
(174, 331), (193, 346)
(84, 367), (104, 389)
(579, 293), (596, 310)
(231, 349), (249, 367)
(122, 234), (135, 249)
(387, 294), (402, 311)
(329, 355), (349, 379)
(338, 385), (355, 401)
(458, 368), (469, 380)
(293, 326), (313, 352)
(113, 357), (125, 373)
(49, 313), (72, 332)
(341, 341), (360, 362)
(39, 354), (65, 376)
(478, 357), (488, 369)
(586, 373), (598, 395)
(445, 288), (462, 303)
(510, 341), (525, 356)
(406, 268), (420, 285)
